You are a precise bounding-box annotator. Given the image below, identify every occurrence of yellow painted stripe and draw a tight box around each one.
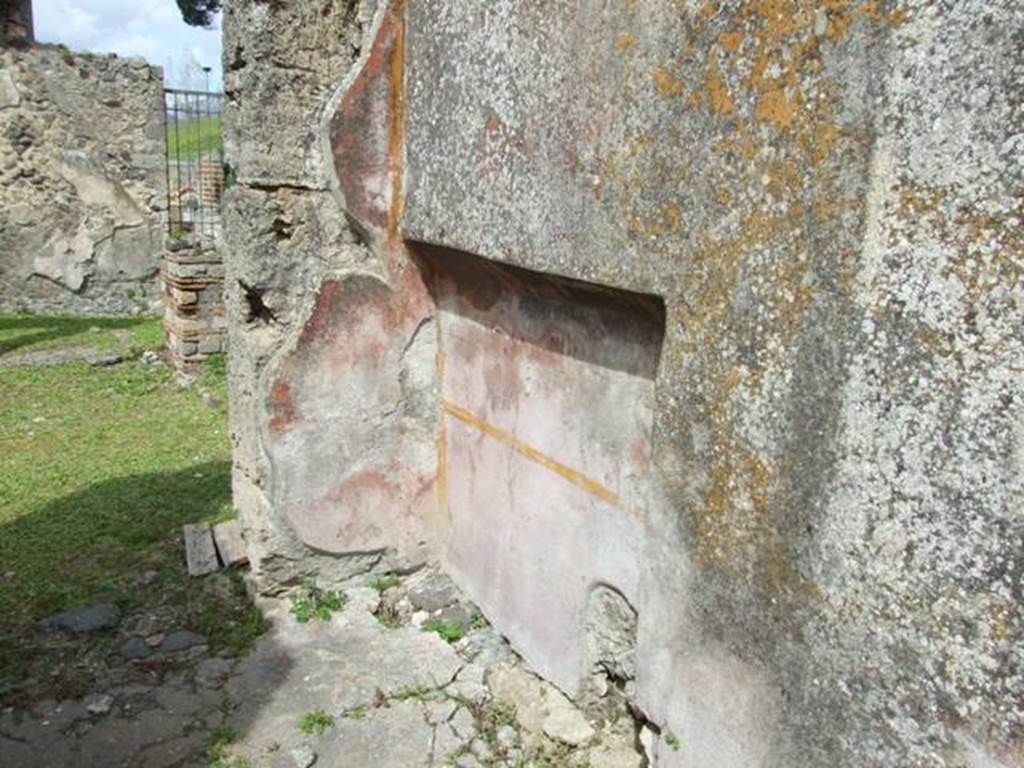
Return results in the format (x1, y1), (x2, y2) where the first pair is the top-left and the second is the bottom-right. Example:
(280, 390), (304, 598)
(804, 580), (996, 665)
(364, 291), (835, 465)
(441, 400), (620, 506)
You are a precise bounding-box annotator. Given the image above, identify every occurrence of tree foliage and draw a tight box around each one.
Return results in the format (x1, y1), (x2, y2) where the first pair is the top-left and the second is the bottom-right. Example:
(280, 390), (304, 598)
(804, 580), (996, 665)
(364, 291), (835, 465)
(177, 0), (222, 27)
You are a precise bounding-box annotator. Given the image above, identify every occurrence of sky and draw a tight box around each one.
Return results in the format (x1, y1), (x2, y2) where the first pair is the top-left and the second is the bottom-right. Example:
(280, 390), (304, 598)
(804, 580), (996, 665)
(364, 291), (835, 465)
(33, 0), (223, 90)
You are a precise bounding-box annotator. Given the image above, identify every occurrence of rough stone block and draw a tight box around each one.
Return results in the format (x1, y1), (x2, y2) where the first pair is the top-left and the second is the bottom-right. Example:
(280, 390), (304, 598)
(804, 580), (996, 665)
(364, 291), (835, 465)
(212, 520), (248, 567)
(183, 523), (219, 577)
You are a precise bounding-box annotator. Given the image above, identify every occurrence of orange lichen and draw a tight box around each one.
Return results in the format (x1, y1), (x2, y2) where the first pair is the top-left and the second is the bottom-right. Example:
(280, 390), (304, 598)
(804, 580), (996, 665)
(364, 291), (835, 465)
(706, 60), (736, 116)
(613, 32), (636, 51)
(754, 87), (799, 130)
(717, 29), (744, 52)
(650, 65), (684, 98)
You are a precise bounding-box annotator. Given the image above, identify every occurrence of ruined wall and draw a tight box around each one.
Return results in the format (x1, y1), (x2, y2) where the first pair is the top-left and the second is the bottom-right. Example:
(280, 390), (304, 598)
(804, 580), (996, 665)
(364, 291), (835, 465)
(0, 47), (165, 315)
(1, 0), (32, 45)
(226, 0), (1023, 765)
(221, 0), (433, 587)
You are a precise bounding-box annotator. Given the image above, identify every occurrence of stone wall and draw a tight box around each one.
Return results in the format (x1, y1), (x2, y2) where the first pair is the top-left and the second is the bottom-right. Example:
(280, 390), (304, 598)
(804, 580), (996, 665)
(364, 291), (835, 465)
(1, 0), (32, 46)
(224, 1), (1023, 766)
(0, 46), (165, 315)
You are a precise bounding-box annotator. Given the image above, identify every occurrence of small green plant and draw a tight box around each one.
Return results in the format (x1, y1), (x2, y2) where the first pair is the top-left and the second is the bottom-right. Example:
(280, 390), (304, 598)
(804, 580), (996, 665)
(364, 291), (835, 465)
(373, 601), (401, 629)
(477, 698), (520, 750)
(289, 579), (347, 623)
(344, 704), (367, 720)
(421, 617), (467, 643)
(297, 709), (334, 735)
(367, 572), (401, 593)
(392, 683), (432, 702)
(208, 725), (249, 768)
(664, 730), (681, 751)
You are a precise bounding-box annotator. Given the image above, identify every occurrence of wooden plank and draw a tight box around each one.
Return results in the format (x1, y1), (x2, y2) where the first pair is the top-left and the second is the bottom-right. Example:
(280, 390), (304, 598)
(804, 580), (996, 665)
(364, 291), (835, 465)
(183, 523), (219, 576)
(212, 519), (249, 567)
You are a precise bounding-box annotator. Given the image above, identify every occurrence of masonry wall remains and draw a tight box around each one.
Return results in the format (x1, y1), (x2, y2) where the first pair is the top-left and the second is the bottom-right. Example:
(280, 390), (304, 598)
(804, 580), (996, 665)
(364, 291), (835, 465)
(222, 2), (1023, 766)
(0, 46), (166, 315)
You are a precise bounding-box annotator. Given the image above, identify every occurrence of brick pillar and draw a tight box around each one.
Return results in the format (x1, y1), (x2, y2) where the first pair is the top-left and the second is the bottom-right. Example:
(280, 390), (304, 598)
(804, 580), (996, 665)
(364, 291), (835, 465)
(162, 243), (227, 370)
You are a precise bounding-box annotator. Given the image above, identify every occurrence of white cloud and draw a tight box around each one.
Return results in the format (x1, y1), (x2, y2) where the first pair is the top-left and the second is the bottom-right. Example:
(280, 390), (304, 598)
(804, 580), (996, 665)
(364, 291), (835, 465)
(33, 0), (223, 90)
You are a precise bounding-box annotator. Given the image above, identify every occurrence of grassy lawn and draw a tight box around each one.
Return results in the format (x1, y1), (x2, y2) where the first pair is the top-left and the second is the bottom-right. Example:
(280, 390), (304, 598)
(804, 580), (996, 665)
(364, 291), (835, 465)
(0, 315), (264, 700)
(166, 115), (223, 161)
(0, 314), (163, 356)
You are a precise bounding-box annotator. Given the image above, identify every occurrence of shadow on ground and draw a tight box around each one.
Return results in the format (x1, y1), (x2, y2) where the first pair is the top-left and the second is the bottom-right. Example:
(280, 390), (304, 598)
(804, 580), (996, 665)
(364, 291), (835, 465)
(0, 461), (233, 627)
(0, 315), (151, 356)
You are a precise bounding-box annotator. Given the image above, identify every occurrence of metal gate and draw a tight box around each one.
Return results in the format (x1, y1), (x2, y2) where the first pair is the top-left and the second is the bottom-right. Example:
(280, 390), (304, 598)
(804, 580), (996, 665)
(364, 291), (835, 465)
(163, 88), (224, 248)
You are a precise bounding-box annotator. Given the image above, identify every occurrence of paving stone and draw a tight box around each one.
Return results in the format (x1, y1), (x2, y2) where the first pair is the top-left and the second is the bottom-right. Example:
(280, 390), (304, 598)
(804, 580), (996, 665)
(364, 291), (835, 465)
(449, 706), (477, 740)
(589, 743), (644, 768)
(153, 685), (205, 717)
(432, 722), (466, 764)
(542, 703), (595, 746)
(36, 603), (121, 634)
(119, 637), (153, 660)
(195, 656), (236, 687)
(315, 700), (433, 768)
(225, 607), (462, 753)
(425, 699), (458, 725)
(131, 734), (205, 768)
(159, 629), (207, 653)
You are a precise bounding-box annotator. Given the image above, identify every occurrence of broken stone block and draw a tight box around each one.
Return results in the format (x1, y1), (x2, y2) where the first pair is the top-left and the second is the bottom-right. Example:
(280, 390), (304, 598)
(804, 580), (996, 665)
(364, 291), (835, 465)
(542, 704), (595, 747)
(212, 519), (248, 567)
(406, 572), (459, 612)
(183, 523), (219, 576)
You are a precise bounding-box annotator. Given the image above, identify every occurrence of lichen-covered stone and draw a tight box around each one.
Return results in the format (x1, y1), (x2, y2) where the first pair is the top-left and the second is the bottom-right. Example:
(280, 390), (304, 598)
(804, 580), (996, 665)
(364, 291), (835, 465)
(0, 46), (165, 314)
(224, 1), (1024, 765)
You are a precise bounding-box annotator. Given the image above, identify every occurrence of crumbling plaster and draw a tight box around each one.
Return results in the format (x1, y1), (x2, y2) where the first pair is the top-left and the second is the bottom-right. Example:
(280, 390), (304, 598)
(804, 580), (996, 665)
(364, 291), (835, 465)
(223, 1), (1023, 766)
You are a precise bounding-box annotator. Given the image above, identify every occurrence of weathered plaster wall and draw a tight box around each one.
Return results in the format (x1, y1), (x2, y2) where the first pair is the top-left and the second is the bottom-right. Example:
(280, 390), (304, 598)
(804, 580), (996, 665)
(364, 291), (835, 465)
(0, 47), (165, 314)
(225, 0), (1022, 765)
(221, 0), (437, 587)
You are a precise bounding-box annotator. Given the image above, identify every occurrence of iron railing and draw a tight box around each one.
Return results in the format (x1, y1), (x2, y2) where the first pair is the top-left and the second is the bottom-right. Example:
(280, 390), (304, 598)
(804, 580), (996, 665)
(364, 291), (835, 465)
(163, 88), (224, 248)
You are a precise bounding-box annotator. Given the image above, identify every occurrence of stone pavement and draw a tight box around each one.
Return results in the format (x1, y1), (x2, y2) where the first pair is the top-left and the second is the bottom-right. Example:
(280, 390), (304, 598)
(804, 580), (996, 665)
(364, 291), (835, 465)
(0, 567), (648, 767)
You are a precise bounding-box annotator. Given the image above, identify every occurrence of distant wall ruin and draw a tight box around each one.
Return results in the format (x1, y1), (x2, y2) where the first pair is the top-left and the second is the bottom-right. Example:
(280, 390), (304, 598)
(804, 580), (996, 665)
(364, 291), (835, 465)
(223, 1), (1023, 766)
(0, 0), (32, 46)
(0, 46), (165, 315)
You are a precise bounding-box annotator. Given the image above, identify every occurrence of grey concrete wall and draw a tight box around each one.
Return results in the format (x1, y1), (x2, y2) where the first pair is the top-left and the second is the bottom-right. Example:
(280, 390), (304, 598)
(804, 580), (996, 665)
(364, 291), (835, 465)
(0, 46), (165, 315)
(224, 1), (1023, 765)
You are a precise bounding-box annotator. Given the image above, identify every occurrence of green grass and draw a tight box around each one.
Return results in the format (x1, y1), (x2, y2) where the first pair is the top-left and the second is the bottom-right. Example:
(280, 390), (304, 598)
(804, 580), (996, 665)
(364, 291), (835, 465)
(367, 572), (401, 593)
(166, 115), (223, 161)
(297, 709), (334, 735)
(289, 579), (347, 623)
(421, 617), (468, 644)
(0, 314), (161, 356)
(0, 316), (231, 628)
(208, 725), (250, 768)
